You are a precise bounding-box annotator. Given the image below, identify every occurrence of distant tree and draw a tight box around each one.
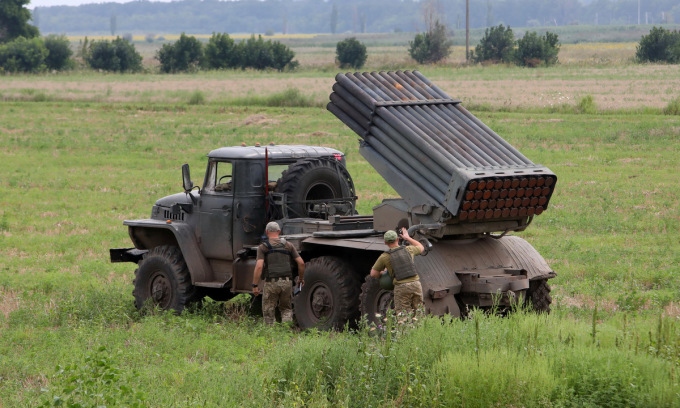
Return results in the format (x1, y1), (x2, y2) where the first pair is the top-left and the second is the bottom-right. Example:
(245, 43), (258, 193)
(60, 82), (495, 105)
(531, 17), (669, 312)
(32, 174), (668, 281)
(0, 0), (39, 43)
(0, 36), (47, 72)
(31, 6), (39, 28)
(336, 37), (367, 69)
(636, 26), (680, 64)
(408, 20), (452, 64)
(110, 15), (116, 36)
(43, 34), (74, 71)
(473, 24), (515, 64)
(514, 31), (560, 67)
(204, 32), (238, 70)
(330, 3), (338, 34)
(156, 33), (203, 73)
(86, 37), (142, 73)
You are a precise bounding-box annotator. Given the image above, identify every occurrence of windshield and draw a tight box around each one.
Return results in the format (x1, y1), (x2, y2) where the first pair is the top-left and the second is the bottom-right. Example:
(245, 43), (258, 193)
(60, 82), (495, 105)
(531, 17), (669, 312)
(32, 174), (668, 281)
(205, 160), (233, 193)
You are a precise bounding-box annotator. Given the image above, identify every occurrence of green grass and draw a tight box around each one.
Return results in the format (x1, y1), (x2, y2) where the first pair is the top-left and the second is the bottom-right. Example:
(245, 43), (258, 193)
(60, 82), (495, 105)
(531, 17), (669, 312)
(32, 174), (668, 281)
(1, 67), (680, 405)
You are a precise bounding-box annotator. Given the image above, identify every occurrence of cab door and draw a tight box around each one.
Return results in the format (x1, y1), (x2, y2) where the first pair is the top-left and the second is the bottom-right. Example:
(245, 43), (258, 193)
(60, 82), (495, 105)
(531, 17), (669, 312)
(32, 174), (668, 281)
(198, 160), (234, 260)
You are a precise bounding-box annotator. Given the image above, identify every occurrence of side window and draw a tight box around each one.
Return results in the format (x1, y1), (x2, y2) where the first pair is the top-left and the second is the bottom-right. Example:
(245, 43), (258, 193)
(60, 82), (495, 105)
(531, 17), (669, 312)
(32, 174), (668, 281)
(206, 161), (233, 194)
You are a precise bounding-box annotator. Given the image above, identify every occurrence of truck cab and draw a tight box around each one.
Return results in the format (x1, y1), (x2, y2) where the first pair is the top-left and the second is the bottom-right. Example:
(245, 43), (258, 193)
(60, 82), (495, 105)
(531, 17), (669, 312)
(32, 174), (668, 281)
(111, 144), (356, 310)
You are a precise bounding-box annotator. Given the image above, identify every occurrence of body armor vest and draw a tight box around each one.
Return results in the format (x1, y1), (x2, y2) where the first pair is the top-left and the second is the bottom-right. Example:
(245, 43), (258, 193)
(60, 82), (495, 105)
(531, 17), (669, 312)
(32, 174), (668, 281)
(263, 239), (292, 279)
(387, 246), (417, 281)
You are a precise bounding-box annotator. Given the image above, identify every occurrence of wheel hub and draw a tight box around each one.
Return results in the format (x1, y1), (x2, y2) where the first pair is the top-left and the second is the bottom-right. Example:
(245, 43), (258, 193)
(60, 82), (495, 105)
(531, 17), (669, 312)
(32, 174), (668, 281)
(150, 272), (171, 308)
(310, 284), (333, 320)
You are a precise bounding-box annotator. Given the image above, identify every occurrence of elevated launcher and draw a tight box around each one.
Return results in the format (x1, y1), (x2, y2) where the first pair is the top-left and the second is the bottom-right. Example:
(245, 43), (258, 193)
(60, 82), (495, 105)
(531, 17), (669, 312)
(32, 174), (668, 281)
(327, 70), (557, 237)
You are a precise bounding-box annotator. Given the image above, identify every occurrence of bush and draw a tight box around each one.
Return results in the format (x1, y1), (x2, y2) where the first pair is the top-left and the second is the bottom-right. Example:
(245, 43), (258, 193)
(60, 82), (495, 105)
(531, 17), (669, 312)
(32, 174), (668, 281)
(204, 32), (239, 70)
(336, 37), (367, 69)
(236, 35), (297, 72)
(514, 31), (560, 67)
(636, 26), (680, 63)
(473, 24), (515, 64)
(156, 33), (204, 73)
(43, 34), (73, 71)
(85, 37), (142, 73)
(0, 36), (47, 73)
(408, 20), (452, 64)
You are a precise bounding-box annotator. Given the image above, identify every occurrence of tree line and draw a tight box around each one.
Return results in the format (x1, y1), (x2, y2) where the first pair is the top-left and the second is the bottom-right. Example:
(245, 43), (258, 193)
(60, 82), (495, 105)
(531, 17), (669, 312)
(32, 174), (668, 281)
(2, 0), (680, 74)
(31, 0), (680, 36)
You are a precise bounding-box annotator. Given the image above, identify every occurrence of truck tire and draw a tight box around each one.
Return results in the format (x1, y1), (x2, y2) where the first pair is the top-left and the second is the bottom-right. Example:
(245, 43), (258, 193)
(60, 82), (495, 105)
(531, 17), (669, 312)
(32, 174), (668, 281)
(359, 276), (394, 325)
(133, 245), (197, 313)
(526, 279), (552, 313)
(276, 158), (355, 218)
(293, 256), (360, 330)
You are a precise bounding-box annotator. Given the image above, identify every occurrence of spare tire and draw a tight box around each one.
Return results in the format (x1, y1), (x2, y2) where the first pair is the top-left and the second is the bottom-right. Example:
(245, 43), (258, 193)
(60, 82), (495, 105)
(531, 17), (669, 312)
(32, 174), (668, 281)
(276, 158), (356, 219)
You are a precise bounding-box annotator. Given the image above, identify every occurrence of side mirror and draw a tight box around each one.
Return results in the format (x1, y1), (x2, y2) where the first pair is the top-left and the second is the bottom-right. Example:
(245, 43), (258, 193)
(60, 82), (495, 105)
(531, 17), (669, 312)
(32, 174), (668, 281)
(182, 163), (193, 193)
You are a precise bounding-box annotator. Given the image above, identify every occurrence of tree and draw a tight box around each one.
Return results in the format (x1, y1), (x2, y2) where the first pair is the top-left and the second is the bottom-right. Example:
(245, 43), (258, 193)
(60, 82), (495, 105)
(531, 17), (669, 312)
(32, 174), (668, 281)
(156, 33), (203, 73)
(408, 20), (452, 64)
(204, 32), (238, 70)
(86, 37), (142, 73)
(514, 31), (560, 67)
(336, 37), (367, 69)
(473, 24), (514, 64)
(43, 34), (74, 71)
(636, 26), (680, 64)
(0, 0), (39, 43)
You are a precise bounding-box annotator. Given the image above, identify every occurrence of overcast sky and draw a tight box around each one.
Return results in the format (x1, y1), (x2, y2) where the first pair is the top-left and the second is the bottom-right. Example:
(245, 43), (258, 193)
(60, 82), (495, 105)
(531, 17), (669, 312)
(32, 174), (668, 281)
(29, 0), (173, 8)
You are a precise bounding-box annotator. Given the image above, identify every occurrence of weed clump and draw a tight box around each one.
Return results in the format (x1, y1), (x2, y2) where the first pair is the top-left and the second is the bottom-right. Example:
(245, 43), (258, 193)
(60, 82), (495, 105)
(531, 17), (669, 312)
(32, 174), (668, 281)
(576, 95), (597, 114)
(188, 90), (206, 105)
(663, 97), (680, 115)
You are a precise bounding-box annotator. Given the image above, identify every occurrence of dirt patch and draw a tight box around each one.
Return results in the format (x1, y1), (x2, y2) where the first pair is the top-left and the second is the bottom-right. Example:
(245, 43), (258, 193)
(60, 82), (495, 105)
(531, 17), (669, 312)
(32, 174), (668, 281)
(0, 288), (21, 319)
(242, 114), (280, 127)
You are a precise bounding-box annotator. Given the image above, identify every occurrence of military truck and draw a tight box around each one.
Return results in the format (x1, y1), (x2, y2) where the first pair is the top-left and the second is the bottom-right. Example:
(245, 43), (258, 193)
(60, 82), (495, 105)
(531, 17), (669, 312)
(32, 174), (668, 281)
(110, 71), (557, 329)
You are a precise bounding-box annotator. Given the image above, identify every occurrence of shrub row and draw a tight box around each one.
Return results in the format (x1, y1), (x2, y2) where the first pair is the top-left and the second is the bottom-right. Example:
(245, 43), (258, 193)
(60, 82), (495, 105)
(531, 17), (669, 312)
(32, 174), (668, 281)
(157, 32), (298, 73)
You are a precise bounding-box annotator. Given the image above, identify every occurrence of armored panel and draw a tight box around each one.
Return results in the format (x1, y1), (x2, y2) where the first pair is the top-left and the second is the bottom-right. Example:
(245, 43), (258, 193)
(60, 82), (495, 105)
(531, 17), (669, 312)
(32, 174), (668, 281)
(327, 71), (557, 230)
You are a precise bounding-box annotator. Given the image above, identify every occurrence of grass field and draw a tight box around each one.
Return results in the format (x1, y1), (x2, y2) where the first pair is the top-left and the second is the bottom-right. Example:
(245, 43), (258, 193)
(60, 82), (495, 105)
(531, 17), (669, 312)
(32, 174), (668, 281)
(1, 40), (680, 406)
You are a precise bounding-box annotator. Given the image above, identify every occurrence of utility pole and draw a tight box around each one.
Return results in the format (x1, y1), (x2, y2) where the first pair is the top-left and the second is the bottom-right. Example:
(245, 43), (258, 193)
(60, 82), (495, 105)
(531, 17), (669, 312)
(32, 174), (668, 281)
(637, 0), (640, 25)
(465, 0), (469, 62)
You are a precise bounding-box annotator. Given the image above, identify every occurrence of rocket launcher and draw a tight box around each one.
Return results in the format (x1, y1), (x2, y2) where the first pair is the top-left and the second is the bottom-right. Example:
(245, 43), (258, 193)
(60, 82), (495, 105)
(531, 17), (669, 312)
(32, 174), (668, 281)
(327, 70), (557, 235)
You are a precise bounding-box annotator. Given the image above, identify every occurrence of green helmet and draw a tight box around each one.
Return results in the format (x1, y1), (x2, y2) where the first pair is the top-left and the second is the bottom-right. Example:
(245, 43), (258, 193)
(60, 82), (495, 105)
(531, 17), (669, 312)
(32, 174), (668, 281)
(379, 273), (394, 290)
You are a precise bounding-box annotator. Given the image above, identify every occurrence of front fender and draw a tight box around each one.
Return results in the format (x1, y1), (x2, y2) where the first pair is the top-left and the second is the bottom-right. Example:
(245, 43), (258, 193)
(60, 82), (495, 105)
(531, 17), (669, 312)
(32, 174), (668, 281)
(124, 219), (213, 284)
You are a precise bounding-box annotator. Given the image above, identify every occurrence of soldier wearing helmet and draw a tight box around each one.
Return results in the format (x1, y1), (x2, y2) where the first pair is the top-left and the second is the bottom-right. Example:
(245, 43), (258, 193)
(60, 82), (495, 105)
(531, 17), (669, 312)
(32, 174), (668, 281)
(253, 221), (305, 325)
(370, 227), (424, 316)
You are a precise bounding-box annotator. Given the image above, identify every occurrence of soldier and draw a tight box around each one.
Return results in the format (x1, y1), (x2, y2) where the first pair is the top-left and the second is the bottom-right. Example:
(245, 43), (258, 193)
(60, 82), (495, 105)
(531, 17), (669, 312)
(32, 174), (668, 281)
(370, 227), (424, 316)
(252, 222), (305, 325)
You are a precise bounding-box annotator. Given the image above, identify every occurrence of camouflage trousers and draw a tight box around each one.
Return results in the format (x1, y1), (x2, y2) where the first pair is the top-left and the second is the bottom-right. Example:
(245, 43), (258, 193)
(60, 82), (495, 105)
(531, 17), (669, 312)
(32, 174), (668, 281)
(393, 280), (423, 316)
(262, 278), (293, 325)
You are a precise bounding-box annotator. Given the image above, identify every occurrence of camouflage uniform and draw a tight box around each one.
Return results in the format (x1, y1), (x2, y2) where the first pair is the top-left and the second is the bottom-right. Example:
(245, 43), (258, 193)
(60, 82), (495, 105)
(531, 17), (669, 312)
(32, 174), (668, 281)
(371, 245), (423, 315)
(256, 237), (299, 325)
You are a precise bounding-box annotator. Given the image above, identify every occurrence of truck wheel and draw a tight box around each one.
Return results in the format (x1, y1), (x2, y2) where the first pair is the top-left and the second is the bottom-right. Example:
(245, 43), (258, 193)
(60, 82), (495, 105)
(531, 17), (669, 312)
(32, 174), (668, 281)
(133, 245), (197, 313)
(526, 279), (552, 313)
(293, 256), (360, 330)
(359, 276), (394, 325)
(276, 158), (355, 218)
